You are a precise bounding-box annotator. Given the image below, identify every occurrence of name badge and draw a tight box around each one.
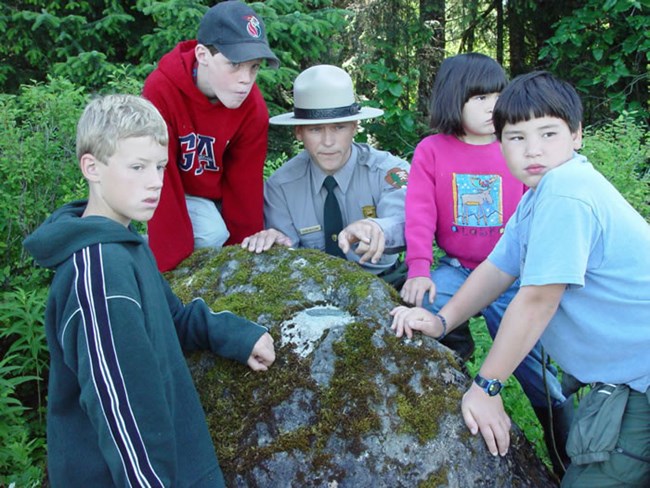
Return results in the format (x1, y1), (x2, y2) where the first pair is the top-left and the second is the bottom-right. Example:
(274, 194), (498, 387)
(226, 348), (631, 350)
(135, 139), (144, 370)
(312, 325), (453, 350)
(299, 225), (321, 235)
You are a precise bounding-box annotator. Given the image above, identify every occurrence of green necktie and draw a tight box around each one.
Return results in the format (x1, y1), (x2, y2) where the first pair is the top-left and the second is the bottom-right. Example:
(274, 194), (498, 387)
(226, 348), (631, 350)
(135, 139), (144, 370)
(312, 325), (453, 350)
(323, 175), (345, 258)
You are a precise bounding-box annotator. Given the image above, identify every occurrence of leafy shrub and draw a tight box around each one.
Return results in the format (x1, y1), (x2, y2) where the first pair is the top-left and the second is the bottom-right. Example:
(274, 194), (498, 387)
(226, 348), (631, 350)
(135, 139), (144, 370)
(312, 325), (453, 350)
(0, 353), (46, 488)
(540, 0), (649, 123)
(0, 1), (154, 93)
(0, 78), (87, 290)
(1, 1), (350, 118)
(582, 113), (649, 220)
(0, 288), (49, 392)
(359, 62), (427, 160)
(0, 287), (49, 486)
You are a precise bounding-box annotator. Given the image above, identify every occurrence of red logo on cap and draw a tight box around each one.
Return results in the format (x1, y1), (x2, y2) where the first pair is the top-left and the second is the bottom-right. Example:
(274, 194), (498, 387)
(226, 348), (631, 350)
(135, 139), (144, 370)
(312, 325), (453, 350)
(246, 16), (261, 38)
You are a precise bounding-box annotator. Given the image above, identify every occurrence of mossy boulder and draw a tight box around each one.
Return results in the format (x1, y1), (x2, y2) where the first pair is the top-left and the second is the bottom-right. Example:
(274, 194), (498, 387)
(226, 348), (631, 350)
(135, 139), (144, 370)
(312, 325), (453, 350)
(167, 246), (557, 487)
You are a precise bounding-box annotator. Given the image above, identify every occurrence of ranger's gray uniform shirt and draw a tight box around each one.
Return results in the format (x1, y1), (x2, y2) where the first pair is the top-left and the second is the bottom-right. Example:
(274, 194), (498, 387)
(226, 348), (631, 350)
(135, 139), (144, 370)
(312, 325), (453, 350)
(264, 143), (409, 274)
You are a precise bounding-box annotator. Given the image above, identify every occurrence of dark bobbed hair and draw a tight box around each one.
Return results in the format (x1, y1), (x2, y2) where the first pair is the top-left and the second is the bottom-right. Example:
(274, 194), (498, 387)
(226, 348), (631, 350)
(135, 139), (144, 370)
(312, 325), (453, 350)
(493, 71), (583, 141)
(429, 53), (507, 136)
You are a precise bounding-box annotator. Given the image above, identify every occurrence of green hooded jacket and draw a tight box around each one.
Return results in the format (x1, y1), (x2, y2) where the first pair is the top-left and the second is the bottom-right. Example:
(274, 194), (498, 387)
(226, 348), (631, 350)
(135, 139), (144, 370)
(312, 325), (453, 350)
(24, 200), (267, 487)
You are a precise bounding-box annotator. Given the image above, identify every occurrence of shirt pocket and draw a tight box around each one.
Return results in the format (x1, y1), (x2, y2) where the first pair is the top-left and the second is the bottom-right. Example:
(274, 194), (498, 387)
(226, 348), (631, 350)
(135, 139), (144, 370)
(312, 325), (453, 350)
(300, 230), (325, 252)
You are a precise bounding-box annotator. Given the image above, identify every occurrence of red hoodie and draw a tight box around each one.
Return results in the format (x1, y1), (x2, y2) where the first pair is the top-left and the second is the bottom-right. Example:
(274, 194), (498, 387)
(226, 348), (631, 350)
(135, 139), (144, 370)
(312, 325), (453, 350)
(143, 40), (267, 271)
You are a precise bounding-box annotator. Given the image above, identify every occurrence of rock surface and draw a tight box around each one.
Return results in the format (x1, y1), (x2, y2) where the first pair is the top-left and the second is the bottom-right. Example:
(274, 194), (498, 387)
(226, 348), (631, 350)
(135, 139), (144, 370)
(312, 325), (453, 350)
(168, 247), (558, 487)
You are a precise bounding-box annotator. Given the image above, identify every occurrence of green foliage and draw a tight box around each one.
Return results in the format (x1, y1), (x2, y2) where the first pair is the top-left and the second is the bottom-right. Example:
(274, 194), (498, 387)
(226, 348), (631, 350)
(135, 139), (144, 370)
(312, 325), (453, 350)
(0, 353), (46, 488)
(346, 0), (431, 158)
(539, 0), (649, 123)
(360, 62), (428, 160)
(0, 287), (49, 388)
(582, 113), (650, 220)
(0, 78), (88, 289)
(0, 1), (153, 92)
(0, 424), (45, 488)
(0, 287), (49, 486)
(1, 0), (350, 118)
(136, 0), (207, 65)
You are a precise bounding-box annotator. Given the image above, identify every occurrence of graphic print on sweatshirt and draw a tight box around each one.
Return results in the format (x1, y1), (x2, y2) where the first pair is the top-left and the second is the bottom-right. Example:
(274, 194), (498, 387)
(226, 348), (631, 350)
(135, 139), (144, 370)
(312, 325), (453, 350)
(178, 133), (219, 175)
(452, 173), (503, 227)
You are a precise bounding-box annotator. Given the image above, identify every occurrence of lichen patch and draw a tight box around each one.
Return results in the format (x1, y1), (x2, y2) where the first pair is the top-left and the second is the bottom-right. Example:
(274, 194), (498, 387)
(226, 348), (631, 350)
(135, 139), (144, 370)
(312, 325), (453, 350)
(280, 306), (354, 357)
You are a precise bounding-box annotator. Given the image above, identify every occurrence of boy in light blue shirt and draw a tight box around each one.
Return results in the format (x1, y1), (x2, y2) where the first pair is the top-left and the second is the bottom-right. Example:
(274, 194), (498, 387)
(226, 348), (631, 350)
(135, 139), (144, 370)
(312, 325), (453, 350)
(390, 72), (650, 486)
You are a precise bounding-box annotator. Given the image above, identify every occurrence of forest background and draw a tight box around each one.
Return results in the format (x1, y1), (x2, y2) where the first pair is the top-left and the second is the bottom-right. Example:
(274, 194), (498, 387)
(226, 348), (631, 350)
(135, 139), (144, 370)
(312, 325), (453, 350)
(0, 0), (648, 485)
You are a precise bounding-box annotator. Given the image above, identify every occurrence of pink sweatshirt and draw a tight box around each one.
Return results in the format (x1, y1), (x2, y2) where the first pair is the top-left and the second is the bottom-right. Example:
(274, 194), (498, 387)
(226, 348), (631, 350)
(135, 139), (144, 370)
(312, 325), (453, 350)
(405, 134), (526, 278)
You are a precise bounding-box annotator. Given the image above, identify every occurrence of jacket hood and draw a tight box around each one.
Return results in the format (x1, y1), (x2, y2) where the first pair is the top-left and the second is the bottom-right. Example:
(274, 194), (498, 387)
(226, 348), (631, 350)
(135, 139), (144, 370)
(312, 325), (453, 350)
(157, 40), (212, 106)
(23, 200), (144, 269)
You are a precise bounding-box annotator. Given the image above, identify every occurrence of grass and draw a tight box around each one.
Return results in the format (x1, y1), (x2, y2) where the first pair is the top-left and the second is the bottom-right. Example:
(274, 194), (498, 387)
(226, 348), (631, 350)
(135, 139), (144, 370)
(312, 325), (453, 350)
(465, 316), (551, 468)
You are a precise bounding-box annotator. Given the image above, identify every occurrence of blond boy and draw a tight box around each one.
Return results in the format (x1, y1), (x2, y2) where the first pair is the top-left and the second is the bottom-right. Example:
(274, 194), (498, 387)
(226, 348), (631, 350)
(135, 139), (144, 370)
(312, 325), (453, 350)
(24, 94), (275, 487)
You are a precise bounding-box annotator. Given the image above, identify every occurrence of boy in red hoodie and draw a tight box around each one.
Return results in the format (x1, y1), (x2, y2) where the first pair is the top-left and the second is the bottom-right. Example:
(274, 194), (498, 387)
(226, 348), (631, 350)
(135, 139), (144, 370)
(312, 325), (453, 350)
(143, 1), (279, 271)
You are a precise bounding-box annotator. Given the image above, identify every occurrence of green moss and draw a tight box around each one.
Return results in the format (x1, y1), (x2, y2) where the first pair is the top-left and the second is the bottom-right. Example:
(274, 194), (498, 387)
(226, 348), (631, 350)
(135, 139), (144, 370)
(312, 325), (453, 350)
(291, 248), (386, 312)
(419, 465), (449, 487)
(241, 426), (314, 466)
(311, 452), (335, 472)
(380, 334), (465, 444)
(190, 343), (316, 473)
(170, 246), (468, 479)
(383, 332), (461, 370)
(197, 319), (389, 472)
(313, 321), (385, 453)
(172, 246), (392, 322)
(393, 384), (462, 444)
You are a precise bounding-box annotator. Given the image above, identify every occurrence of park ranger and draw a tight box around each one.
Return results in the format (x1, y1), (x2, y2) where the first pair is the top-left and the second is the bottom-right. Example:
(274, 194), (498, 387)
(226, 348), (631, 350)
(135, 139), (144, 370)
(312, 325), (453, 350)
(242, 65), (409, 289)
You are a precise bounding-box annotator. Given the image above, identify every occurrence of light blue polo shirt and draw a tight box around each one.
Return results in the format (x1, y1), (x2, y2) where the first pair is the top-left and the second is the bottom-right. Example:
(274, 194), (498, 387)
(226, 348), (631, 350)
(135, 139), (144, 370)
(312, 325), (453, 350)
(489, 154), (650, 392)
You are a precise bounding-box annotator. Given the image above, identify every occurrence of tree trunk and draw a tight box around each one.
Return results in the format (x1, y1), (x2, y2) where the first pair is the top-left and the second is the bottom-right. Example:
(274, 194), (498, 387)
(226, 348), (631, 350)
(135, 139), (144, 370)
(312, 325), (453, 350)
(496, 0), (504, 66)
(417, 0), (446, 117)
(508, 0), (583, 75)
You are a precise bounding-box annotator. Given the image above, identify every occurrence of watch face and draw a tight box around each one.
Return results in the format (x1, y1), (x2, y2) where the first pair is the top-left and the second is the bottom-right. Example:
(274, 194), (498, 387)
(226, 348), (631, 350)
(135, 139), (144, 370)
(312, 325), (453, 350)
(487, 381), (502, 396)
(475, 374), (503, 396)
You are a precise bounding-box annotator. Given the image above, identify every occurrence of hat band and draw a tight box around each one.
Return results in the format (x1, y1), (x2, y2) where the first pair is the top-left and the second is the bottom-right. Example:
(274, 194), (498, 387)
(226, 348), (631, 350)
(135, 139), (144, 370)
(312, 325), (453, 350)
(293, 103), (361, 120)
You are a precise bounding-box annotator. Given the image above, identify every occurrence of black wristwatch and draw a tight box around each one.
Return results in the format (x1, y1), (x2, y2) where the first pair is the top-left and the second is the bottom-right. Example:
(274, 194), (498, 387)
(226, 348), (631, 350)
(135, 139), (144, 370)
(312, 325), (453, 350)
(474, 373), (503, 397)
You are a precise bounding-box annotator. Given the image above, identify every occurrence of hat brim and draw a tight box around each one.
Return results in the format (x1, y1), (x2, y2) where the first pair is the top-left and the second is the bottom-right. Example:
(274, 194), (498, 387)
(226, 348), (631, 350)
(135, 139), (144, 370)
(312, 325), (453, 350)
(269, 107), (384, 125)
(218, 42), (280, 69)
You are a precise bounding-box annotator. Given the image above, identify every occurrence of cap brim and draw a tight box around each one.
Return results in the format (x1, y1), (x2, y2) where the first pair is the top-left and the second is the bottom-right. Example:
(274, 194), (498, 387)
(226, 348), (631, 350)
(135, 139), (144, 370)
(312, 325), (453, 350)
(269, 107), (384, 125)
(218, 42), (280, 69)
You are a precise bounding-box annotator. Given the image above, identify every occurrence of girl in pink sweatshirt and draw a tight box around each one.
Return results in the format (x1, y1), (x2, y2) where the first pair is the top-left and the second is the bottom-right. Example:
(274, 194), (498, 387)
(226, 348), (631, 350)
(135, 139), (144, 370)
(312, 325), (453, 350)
(398, 53), (572, 477)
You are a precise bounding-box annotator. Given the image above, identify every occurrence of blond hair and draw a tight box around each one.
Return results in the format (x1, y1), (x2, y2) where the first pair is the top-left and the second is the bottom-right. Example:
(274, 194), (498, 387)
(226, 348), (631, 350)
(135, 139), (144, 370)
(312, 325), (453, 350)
(76, 94), (168, 162)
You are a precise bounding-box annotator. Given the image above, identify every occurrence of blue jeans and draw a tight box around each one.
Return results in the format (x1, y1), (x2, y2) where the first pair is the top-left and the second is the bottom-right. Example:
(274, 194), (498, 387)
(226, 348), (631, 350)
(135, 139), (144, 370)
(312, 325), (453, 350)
(424, 256), (566, 408)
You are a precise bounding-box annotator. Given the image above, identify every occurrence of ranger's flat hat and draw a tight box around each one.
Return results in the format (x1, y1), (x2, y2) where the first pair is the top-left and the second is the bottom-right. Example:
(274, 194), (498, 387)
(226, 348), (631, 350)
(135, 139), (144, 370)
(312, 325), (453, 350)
(270, 65), (383, 125)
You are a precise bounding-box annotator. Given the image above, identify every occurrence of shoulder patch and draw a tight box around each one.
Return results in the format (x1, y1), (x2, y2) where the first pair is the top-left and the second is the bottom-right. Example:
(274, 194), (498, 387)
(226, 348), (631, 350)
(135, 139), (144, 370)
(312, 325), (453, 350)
(385, 167), (408, 188)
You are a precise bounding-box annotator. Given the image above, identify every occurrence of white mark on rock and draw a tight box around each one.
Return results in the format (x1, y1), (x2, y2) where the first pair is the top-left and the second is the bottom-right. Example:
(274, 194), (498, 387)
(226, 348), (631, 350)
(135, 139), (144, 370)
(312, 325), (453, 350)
(280, 305), (354, 357)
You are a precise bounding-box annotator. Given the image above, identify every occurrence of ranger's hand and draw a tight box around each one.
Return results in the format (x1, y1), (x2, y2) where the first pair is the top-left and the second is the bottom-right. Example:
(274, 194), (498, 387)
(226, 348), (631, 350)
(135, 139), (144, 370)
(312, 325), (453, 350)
(338, 219), (385, 264)
(241, 229), (292, 254)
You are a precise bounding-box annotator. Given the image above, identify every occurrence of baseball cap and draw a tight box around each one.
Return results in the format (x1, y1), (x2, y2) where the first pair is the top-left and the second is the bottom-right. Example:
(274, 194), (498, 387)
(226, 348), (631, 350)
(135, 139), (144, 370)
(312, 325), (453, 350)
(197, 1), (280, 69)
